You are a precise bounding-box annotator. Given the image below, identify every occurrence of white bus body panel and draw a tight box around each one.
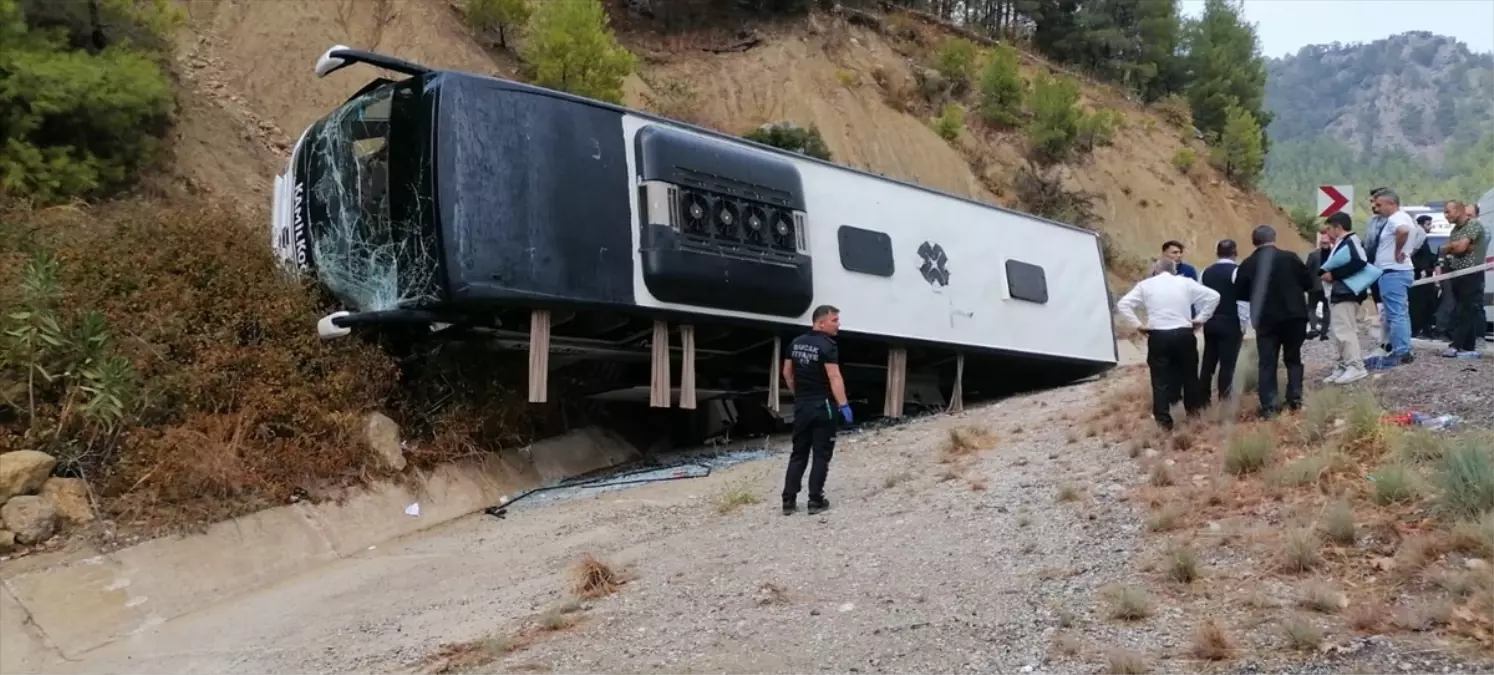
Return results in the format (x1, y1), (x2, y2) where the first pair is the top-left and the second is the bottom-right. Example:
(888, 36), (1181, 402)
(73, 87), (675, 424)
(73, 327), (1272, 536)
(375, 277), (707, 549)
(621, 115), (1116, 365)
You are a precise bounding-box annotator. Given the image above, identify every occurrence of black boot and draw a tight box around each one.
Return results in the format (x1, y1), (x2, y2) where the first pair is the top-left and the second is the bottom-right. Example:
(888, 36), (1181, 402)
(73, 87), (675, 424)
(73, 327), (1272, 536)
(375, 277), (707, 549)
(782, 499), (797, 516)
(806, 496), (830, 515)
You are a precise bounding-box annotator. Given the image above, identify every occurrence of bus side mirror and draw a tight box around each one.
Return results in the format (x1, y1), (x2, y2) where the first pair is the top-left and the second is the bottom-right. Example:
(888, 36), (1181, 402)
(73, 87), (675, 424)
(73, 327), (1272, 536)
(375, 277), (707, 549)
(315, 45), (356, 78)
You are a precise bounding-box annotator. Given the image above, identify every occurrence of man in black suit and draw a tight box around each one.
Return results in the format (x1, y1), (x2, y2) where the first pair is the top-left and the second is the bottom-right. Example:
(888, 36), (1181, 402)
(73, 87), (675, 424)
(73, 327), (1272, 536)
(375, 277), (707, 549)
(1199, 239), (1248, 406)
(1304, 228), (1333, 341)
(1234, 225), (1314, 418)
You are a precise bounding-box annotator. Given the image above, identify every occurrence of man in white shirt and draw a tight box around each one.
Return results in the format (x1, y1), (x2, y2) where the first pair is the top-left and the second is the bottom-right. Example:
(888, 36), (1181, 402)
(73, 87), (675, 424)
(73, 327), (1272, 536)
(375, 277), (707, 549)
(1371, 190), (1424, 367)
(1117, 258), (1222, 431)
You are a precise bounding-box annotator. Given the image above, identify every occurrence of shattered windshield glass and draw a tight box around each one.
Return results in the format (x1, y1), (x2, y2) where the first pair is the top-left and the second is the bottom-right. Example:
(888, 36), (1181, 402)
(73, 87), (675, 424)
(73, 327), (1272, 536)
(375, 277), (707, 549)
(303, 80), (440, 312)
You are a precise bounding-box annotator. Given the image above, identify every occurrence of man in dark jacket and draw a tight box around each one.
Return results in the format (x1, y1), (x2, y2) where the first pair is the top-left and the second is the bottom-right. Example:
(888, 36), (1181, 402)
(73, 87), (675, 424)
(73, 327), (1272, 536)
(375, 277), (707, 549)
(1235, 225), (1314, 418)
(1304, 228), (1333, 341)
(1199, 239), (1248, 405)
(1409, 214), (1440, 338)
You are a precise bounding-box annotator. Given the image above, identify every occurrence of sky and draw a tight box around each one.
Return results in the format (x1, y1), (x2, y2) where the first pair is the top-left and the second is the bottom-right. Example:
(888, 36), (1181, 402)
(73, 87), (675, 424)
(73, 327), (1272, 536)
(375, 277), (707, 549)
(1179, 0), (1494, 59)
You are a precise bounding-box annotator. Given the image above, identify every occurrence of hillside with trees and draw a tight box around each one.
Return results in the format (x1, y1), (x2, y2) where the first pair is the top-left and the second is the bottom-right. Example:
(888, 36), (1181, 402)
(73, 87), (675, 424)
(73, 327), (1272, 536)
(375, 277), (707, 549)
(1261, 31), (1494, 216)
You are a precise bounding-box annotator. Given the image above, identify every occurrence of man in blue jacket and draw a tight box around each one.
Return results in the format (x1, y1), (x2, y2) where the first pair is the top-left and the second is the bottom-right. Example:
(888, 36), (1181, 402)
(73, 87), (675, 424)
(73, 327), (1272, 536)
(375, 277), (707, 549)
(1318, 212), (1377, 384)
(1163, 240), (1198, 280)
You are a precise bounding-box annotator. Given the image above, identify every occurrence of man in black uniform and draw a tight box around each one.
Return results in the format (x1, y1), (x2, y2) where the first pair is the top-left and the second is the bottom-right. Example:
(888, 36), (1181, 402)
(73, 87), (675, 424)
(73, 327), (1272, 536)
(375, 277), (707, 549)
(781, 304), (852, 516)
(1199, 239), (1247, 406)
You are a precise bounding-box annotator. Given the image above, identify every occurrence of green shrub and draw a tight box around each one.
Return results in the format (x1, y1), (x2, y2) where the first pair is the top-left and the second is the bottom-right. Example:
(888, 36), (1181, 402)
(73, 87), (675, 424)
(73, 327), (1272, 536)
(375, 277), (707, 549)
(1438, 435), (1494, 519)
(1172, 147), (1197, 173)
(1026, 73), (1082, 164)
(1210, 104), (1265, 187)
(976, 44), (1024, 127)
(0, 0), (177, 204)
(1153, 94), (1192, 128)
(1288, 206), (1320, 243)
(934, 103), (965, 141)
(519, 0), (636, 103)
(933, 37), (978, 86)
(1076, 108), (1122, 151)
(743, 122), (832, 161)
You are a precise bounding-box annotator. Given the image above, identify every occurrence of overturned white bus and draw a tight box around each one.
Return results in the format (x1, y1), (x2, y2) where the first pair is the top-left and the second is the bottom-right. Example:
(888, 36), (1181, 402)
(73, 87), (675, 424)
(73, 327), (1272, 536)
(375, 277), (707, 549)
(270, 45), (1119, 431)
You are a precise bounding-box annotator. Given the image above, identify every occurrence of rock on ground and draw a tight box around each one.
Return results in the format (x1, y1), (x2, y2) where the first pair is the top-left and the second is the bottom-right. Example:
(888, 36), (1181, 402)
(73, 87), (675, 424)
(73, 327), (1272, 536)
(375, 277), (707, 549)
(0, 529), (14, 554)
(0, 495), (58, 546)
(0, 450), (57, 502)
(39, 477), (93, 529)
(364, 412), (407, 472)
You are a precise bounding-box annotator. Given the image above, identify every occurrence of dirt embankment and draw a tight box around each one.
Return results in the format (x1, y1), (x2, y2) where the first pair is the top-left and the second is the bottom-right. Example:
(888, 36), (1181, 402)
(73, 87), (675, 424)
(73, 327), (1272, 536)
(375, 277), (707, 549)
(163, 0), (1300, 269)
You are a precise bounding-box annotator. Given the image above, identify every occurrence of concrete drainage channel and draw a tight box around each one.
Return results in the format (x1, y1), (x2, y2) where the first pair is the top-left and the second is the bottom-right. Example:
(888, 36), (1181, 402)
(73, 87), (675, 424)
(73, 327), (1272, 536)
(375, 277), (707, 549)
(483, 416), (922, 518)
(0, 411), (938, 674)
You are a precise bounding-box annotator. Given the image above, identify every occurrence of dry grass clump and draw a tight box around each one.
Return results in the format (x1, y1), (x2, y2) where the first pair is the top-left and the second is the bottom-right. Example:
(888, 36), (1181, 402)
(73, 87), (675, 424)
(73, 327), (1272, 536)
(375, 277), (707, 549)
(1320, 499), (1357, 546)
(1395, 428), (1451, 464)
(713, 477), (762, 514)
(1223, 428), (1272, 475)
(1145, 502), (1186, 532)
(1166, 545), (1200, 584)
(1347, 600), (1387, 632)
(1298, 387), (1346, 444)
(1104, 648), (1151, 674)
(1391, 600), (1453, 632)
(1341, 390), (1388, 453)
(1297, 580), (1346, 614)
(1275, 453), (1332, 488)
(570, 554), (622, 599)
(1279, 528), (1323, 574)
(1057, 484), (1082, 502)
(1104, 584), (1152, 621)
(883, 470), (912, 490)
(943, 424), (996, 459)
(1148, 463), (1174, 487)
(1281, 615), (1323, 651)
(1447, 511), (1494, 557)
(1191, 618), (1234, 661)
(1370, 462), (1418, 505)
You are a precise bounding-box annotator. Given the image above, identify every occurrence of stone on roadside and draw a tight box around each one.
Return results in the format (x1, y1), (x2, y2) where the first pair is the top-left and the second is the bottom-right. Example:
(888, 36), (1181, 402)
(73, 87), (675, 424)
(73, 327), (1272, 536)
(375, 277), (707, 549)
(363, 412), (406, 472)
(1, 496), (58, 545)
(0, 450), (58, 502)
(40, 477), (94, 529)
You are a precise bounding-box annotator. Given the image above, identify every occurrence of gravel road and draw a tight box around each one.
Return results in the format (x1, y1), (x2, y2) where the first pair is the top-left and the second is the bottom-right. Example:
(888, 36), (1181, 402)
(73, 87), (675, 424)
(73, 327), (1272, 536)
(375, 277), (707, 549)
(414, 369), (1491, 675)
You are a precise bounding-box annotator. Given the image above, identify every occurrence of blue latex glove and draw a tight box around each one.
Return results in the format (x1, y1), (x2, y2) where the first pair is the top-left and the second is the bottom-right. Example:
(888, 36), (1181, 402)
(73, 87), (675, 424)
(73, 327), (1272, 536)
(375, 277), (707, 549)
(839, 404), (853, 424)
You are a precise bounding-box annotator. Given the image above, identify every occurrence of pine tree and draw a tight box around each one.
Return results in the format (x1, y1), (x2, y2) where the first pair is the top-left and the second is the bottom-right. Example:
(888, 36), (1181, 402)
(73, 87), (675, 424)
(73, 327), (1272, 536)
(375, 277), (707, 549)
(1184, 0), (1268, 141)
(1026, 73), (1083, 164)
(977, 44), (1025, 127)
(519, 0), (636, 104)
(465, 0), (530, 50)
(1213, 104), (1264, 187)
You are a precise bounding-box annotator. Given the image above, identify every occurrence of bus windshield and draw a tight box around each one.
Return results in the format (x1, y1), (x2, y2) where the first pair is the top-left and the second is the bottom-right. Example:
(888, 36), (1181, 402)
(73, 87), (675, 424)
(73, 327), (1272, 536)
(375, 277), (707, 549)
(300, 79), (440, 312)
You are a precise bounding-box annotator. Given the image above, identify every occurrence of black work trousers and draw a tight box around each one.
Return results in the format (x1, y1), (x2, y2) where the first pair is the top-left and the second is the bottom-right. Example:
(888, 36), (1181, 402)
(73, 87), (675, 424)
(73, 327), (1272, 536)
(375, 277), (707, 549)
(783, 400), (838, 503)
(1199, 327), (1243, 405)
(1256, 319), (1307, 416)
(1307, 291), (1330, 337)
(1435, 280), (1455, 337)
(1146, 327), (1201, 430)
(1449, 272), (1486, 353)
(1410, 279), (1439, 337)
